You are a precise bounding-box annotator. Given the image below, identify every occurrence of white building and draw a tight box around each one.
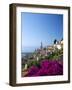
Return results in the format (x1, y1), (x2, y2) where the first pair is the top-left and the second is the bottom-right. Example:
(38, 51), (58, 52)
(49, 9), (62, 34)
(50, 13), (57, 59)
(53, 39), (63, 50)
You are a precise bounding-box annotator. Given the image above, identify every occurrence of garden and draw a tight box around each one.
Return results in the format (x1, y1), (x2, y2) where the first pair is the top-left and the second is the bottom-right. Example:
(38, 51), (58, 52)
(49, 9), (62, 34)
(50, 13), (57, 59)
(22, 48), (63, 77)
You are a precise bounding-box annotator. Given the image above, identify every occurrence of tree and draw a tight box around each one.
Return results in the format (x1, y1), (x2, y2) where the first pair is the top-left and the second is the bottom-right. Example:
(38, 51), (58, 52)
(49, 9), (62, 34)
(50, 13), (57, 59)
(54, 39), (57, 44)
(61, 38), (63, 41)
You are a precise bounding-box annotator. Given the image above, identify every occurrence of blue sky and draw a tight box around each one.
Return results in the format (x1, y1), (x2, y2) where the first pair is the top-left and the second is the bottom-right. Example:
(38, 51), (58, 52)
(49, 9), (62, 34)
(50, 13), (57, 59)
(21, 12), (63, 52)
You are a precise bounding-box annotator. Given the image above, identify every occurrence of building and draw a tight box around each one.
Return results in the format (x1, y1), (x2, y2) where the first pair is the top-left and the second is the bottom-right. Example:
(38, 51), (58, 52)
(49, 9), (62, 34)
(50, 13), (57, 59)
(53, 39), (63, 50)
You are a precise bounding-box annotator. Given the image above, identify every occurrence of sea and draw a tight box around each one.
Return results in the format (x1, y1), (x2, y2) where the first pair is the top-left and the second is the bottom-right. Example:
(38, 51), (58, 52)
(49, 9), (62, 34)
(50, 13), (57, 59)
(21, 46), (39, 57)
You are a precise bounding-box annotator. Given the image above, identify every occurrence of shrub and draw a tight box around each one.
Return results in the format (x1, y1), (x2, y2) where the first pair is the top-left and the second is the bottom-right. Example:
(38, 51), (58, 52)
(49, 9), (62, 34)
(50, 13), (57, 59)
(25, 60), (63, 77)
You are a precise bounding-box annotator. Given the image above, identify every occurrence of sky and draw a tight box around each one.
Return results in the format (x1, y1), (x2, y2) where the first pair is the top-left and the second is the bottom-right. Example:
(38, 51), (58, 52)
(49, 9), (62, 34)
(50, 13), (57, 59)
(21, 12), (63, 52)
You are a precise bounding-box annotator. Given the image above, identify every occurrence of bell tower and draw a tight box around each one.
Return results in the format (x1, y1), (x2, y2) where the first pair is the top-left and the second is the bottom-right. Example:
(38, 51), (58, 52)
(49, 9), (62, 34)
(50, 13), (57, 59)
(40, 42), (43, 50)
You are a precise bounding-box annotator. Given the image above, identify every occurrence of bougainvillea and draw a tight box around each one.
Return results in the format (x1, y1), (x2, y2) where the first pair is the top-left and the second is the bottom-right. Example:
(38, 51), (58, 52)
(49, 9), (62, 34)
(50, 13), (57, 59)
(25, 59), (63, 77)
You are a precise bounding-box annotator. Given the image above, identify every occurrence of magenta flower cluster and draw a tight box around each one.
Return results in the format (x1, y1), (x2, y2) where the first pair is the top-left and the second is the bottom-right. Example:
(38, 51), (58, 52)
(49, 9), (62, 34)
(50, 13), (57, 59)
(26, 60), (63, 77)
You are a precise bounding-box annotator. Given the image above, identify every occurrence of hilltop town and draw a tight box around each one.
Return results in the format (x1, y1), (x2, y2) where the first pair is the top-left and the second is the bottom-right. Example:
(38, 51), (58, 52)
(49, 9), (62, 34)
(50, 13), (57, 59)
(22, 39), (63, 72)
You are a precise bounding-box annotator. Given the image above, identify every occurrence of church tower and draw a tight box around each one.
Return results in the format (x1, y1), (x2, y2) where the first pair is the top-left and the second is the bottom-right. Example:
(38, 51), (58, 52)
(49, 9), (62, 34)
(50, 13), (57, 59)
(40, 42), (43, 50)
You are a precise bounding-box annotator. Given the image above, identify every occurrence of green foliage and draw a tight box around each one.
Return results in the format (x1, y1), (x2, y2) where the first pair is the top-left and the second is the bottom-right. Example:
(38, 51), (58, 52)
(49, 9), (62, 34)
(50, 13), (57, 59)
(47, 50), (62, 60)
(43, 47), (46, 50)
(54, 39), (57, 44)
(27, 60), (40, 68)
